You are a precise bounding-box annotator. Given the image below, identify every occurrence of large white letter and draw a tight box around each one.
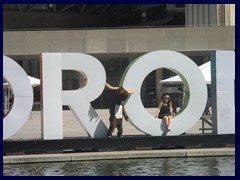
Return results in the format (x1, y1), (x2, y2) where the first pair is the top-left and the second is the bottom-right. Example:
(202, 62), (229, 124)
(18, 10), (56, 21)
(61, 53), (108, 138)
(121, 50), (207, 136)
(211, 50), (235, 134)
(40, 53), (63, 139)
(40, 53), (107, 140)
(3, 55), (33, 140)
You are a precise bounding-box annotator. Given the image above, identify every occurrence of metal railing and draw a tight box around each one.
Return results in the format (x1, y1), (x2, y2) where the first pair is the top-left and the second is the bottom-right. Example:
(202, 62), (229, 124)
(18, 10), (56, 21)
(32, 102), (41, 111)
(199, 116), (212, 134)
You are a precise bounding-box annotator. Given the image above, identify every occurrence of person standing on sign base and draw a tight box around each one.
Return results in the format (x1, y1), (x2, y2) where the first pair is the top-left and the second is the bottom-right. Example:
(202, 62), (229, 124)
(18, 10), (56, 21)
(105, 83), (133, 138)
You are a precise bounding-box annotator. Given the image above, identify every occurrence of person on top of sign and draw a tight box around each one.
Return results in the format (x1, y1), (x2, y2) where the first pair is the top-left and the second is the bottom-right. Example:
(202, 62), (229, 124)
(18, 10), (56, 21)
(105, 82), (133, 138)
(155, 94), (173, 131)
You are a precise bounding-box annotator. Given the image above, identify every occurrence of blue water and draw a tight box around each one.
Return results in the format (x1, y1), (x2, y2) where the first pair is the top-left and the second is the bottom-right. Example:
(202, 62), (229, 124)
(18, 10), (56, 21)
(3, 156), (235, 176)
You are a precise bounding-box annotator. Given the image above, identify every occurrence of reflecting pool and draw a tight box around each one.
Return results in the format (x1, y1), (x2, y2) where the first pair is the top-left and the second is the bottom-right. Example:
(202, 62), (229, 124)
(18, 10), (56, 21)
(4, 156), (235, 176)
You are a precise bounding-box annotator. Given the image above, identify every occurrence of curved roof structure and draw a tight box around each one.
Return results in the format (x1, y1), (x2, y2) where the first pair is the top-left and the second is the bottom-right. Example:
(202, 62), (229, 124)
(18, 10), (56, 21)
(3, 4), (185, 30)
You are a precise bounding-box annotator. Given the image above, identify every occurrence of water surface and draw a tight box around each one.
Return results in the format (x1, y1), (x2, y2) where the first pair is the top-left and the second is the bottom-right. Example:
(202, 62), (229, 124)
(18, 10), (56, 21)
(4, 156), (235, 176)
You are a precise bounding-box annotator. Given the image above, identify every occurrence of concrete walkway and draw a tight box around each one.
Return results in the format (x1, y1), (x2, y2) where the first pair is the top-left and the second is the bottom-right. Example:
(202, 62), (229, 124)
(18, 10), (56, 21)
(7, 108), (212, 140)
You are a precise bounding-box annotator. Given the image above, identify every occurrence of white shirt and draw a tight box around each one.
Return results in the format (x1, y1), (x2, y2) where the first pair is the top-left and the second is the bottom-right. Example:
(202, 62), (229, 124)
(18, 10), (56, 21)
(114, 104), (123, 119)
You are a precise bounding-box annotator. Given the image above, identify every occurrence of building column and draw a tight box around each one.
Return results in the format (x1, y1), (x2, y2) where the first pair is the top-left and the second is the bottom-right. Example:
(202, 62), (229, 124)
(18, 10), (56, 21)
(155, 69), (162, 104)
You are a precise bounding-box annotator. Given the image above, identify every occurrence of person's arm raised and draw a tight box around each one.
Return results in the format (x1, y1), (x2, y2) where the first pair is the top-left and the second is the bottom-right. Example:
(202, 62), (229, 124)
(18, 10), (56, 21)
(105, 82), (119, 90)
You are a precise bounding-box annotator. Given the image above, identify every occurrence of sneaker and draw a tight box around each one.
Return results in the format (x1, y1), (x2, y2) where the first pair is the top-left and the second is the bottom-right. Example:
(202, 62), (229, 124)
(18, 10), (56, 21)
(118, 135), (123, 138)
(107, 135), (112, 138)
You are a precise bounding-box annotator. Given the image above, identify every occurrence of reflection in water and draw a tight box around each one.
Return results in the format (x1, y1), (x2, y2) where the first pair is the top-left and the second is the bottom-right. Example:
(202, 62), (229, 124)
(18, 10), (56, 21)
(4, 156), (235, 176)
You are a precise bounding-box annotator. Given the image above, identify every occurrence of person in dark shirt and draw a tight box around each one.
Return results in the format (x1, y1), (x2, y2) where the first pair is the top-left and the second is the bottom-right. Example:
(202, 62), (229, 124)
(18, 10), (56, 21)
(105, 83), (133, 138)
(155, 94), (173, 131)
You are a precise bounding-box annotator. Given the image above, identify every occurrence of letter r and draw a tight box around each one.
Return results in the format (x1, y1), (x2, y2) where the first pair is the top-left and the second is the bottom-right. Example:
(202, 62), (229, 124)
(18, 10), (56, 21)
(40, 53), (107, 140)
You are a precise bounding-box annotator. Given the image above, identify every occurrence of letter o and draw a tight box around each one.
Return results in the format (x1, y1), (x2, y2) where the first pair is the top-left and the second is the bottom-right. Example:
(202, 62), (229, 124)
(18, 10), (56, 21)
(120, 50), (207, 136)
(3, 56), (33, 140)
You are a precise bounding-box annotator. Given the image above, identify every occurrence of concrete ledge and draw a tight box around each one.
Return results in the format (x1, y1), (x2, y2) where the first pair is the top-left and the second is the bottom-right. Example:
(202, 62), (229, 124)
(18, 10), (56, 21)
(3, 148), (235, 164)
(71, 151), (130, 161)
(185, 148), (235, 157)
(3, 153), (71, 164)
(128, 150), (186, 158)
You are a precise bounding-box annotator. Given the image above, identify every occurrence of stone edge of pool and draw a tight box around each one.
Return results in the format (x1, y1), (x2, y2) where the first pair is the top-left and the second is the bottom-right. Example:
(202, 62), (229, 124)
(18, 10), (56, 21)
(3, 148), (235, 164)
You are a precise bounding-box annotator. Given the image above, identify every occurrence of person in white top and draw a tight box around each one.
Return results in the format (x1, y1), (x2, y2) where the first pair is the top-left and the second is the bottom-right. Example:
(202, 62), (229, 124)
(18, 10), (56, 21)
(105, 83), (133, 138)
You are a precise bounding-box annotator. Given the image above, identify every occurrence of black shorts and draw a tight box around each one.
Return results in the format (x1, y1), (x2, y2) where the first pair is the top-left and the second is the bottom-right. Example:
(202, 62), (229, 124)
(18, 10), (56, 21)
(158, 114), (170, 119)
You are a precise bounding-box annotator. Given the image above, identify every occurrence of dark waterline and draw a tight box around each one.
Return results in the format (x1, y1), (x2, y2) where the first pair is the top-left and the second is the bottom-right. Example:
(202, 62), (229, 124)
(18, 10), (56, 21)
(4, 156), (235, 176)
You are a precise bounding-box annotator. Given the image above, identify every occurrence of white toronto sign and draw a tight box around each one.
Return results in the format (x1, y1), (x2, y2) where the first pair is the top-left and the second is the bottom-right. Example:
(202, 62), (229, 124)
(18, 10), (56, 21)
(3, 50), (235, 140)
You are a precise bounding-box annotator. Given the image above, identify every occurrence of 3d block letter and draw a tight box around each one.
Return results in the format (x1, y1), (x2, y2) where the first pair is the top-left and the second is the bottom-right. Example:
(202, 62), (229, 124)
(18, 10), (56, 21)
(3, 55), (33, 140)
(40, 53), (107, 140)
(120, 50), (207, 136)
